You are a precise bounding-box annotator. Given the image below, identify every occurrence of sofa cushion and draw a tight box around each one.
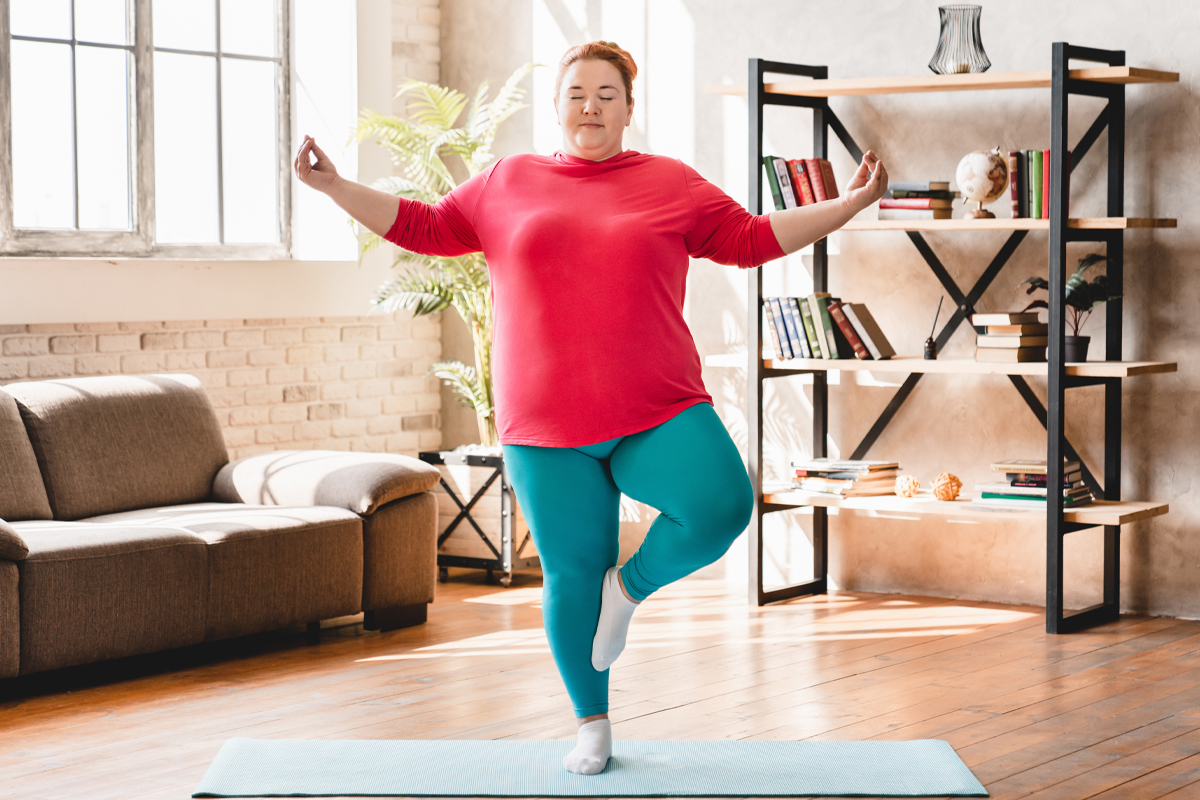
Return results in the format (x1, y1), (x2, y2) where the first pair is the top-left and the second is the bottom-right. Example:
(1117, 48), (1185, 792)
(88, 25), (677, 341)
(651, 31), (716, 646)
(85, 503), (364, 641)
(0, 388), (53, 521)
(7, 374), (229, 520)
(12, 520), (209, 675)
(362, 492), (438, 612)
(0, 518), (29, 561)
(212, 450), (441, 516)
(0, 560), (18, 679)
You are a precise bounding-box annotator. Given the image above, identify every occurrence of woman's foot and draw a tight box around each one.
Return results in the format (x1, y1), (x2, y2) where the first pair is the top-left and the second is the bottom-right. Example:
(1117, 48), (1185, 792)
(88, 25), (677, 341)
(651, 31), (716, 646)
(563, 718), (612, 774)
(591, 566), (640, 671)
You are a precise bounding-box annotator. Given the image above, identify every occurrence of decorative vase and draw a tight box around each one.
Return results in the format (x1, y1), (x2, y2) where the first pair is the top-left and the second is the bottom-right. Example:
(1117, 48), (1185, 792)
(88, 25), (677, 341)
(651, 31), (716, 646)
(1064, 335), (1091, 363)
(928, 5), (991, 75)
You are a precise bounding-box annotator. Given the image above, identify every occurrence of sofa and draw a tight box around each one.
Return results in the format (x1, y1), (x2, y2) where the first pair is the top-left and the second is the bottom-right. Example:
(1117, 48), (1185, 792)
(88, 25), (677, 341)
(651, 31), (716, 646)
(0, 373), (442, 679)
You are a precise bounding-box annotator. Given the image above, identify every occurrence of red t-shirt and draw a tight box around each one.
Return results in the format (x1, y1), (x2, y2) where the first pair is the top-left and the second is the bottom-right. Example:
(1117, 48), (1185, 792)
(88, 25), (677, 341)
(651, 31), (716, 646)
(384, 149), (784, 447)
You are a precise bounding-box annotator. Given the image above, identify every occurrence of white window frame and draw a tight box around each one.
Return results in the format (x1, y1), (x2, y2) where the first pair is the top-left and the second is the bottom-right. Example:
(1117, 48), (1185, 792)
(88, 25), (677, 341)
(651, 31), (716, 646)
(0, 0), (291, 259)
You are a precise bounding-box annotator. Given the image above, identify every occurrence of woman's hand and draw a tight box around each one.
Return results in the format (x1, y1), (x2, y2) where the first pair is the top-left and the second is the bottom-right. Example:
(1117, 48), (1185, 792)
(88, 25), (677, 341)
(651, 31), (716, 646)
(295, 135), (339, 194)
(841, 149), (888, 214)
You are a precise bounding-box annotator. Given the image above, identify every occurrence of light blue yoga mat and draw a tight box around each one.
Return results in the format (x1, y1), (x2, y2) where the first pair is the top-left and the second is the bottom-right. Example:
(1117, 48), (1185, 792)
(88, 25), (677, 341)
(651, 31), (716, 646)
(193, 737), (988, 797)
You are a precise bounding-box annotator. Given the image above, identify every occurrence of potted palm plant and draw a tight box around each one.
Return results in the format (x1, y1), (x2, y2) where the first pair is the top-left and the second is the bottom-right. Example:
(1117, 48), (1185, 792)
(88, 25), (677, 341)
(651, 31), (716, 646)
(1019, 254), (1121, 362)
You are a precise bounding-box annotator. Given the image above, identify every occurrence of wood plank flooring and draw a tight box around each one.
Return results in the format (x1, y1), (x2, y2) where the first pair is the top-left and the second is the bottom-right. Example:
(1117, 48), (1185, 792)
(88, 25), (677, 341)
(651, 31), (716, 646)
(3, 570), (1200, 799)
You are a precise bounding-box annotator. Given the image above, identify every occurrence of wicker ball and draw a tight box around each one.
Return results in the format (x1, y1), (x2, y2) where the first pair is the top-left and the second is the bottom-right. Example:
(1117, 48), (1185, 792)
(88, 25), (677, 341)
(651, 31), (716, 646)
(932, 472), (963, 501)
(895, 474), (921, 498)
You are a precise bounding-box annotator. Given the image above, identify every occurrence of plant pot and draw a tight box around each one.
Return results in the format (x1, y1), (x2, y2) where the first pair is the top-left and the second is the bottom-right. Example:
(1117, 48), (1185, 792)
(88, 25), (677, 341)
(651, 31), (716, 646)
(1064, 335), (1091, 363)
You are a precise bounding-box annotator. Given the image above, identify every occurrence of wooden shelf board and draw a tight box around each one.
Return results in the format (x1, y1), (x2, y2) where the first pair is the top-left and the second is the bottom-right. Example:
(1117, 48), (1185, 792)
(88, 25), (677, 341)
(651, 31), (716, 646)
(704, 66), (1179, 98)
(761, 489), (1169, 526)
(704, 354), (1178, 378)
(841, 217), (1176, 232)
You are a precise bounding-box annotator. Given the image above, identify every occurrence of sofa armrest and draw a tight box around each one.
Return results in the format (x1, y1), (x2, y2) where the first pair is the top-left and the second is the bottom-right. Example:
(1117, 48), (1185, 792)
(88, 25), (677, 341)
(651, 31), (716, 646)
(0, 518), (29, 561)
(211, 450), (441, 515)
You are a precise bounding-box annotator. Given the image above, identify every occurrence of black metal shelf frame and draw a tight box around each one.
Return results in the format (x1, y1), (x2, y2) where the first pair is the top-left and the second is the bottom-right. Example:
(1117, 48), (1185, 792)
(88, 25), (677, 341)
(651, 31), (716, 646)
(745, 44), (1132, 633)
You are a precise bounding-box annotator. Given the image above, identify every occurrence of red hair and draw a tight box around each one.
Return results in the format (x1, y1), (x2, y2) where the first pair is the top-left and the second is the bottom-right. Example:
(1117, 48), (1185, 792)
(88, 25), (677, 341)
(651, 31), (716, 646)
(555, 41), (638, 105)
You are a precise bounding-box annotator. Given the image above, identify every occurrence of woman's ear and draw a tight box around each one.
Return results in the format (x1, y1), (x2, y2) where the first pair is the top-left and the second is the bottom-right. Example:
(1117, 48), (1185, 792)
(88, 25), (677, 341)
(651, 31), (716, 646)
(625, 96), (635, 127)
(553, 96), (560, 125)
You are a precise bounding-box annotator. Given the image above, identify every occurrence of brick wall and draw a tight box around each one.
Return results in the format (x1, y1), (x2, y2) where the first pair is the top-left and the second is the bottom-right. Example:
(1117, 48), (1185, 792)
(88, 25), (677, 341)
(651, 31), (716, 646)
(0, 313), (443, 460)
(392, 0), (441, 100)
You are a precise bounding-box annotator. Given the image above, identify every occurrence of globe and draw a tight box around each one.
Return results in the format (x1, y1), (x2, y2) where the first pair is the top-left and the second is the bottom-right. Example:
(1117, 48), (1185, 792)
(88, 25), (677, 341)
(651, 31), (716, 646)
(955, 147), (1009, 219)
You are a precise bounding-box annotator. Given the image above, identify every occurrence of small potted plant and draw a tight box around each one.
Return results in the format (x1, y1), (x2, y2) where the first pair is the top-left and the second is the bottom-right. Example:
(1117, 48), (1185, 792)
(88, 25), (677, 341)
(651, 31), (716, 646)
(1018, 254), (1121, 362)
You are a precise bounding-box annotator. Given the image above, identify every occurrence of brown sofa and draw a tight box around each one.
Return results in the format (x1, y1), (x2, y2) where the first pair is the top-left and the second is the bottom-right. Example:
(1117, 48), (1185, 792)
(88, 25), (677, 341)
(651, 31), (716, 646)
(0, 373), (441, 678)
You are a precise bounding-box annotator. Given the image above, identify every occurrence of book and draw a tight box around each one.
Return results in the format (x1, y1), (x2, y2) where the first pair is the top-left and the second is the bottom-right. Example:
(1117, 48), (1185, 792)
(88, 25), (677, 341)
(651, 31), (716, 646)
(1008, 150), (1022, 218)
(766, 297), (793, 360)
(1029, 149), (1043, 220)
(1041, 148), (1050, 219)
(817, 159), (839, 199)
(986, 323), (1049, 335)
(976, 482), (1090, 498)
(827, 301), (871, 360)
(888, 180), (950, 192)
(785, 297), (813, 358)
(814, 294), (841, 360)
(878, 197), (954, 210)
(971, 312), (1041, 326)
(887, 190), (960, 200)
(797, 296), (823, 358)
(975, 347), (1046, 363)
(787, 159), (816, 205)
(991, 458), (1082, 475)
(842, 303), (896, 360)
(795, 468), (900, 481)
(1008, 470), (1083, 485)
(972, 494), (1092, 509)
(763, 156), (785, 211)
(772, 157), (798, 209)
(804, 158), (830, 202)
(976, 335), (1049, 348)
(805, 293), (832, 359)
(827, 307), (858, 359)
(877, 208), (953, 220)
(791, 458), (900, 472)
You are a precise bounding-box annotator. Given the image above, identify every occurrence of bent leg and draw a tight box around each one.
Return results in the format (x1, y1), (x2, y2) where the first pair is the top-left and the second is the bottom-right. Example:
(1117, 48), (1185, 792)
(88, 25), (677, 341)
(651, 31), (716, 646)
(502, 443), (621, 717)
(608, 402), (754, 601)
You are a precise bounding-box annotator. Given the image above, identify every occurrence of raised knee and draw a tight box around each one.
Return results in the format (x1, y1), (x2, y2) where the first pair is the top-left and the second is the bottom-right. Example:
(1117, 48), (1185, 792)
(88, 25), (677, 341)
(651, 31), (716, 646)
(683, 480), (753, 546)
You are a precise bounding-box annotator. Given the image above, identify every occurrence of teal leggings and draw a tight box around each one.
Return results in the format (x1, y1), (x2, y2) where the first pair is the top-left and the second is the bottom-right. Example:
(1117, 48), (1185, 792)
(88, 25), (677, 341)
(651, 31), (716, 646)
(501, 401), (753, 717)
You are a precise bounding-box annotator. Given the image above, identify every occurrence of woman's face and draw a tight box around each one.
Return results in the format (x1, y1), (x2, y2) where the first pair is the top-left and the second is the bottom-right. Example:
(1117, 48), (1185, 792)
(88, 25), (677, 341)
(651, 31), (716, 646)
(555, 59), (633, 161)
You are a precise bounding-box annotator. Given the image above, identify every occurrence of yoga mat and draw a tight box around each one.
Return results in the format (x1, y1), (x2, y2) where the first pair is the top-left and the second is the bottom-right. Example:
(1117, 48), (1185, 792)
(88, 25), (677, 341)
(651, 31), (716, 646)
(193, 737), (988, 797)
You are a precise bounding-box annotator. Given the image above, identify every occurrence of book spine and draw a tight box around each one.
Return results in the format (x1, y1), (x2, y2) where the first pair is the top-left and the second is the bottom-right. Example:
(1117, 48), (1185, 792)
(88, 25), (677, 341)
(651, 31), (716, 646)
(1016, 150), (1028, 218)
(787, 160), (816, 205)
(1008, 150), (1021, 218)
(818, 158), (839, 199)
(841, 304), (882, 360)
(879, 198), (946, 209)
(773, 157), (798, 209)
(816, 297), (841, 360)
(828, 301), (871, 360)
(805, 158), (829, 202)
(785, 298), (812, 358)
(798, 297), (824, 358)
(765, 298), (792, 360)
(771, 297), (798, 359)
(1031, 149), (1043, 219)
(1041, 148), (1050, 219)
(763, 156), (784, 211)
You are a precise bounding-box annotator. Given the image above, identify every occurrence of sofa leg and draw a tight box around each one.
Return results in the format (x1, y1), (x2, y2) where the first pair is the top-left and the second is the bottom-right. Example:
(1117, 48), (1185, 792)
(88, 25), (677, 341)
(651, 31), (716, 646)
(363, 603), (428, 632)
(306, 621), (321, 645)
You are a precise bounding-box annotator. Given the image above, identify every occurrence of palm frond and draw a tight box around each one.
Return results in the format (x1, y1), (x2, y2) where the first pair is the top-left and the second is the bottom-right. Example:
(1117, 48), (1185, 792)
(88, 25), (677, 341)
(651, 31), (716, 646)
(395, 80), (468, 130)
(428, 360), (494, 417)
(372, 269), (455, 316)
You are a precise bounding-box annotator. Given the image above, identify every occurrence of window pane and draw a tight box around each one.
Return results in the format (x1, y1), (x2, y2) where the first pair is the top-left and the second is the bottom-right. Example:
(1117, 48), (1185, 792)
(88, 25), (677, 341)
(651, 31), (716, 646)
(154, 51), (219, 243)
(75, 0), (129, 45)
(152, 0), (214, 51)
(10, 0), (71, 39)
(220, 0), (274, 57)
(221, 58), (278, 243)
(76, 46), (131, 229)
(12, 40), (75, 229)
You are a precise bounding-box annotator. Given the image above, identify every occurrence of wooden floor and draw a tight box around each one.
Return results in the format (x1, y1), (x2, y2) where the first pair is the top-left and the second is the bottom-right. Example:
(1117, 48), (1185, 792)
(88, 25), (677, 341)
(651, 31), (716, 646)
(4, 571), (1200, 800)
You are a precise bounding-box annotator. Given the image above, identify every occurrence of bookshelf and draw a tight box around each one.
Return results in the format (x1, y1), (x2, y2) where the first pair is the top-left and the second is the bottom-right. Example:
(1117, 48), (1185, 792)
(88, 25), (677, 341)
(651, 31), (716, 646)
(708, 45), (1178, 634)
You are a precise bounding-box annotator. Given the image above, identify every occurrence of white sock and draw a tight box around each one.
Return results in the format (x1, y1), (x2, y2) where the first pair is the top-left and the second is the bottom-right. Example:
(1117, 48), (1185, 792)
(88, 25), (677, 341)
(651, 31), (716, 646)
(563, 719), (612, 775)
(591, 565), (640, 672)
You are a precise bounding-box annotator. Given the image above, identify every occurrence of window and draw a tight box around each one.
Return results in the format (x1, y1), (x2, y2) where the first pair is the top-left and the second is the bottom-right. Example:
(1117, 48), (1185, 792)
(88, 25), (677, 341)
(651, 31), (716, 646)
(0, 0), (290, 257)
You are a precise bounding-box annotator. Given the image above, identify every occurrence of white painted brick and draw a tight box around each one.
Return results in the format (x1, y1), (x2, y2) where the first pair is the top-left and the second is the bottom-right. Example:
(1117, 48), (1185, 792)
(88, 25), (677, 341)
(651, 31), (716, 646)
(245, 386), (284, 405)
(166, 352), (208, 371)
(74, 355), (122, 375)
(304, 326), (340, 343)
(27, 323), (78, 334)
(367, 415), (403, 435)
(118, 321), (164, 331)
(256, 424), (295, 444)
(248, 348), (287, 366)
(264, 328), (302, 346)
(121, 353), (168, 373)
(321, 382), (357, 401)
(359, 344), (394, 361)
(3, 336), (50, 356)
(419, 429), (442, 449)
(227, 368), (267, 387)
(342, 362), (376, 381)
(324, 345), (358, 362)
(208, 350), (247, 368)
(142, 332), (182, 350)
(226, 329), (264, 348)
(98, 334), (141, 353)
(28, 357), (75, 378)
(406, 23), (439, 43)
(351, 437), (387, 453)
(50, 335), (95, 354)
(185, 330), (224, 349)
(305, 364), (340, 382)
(0, 360), (26, 380)
(223, 427), (257, 448)
(230, 406), (270, 426)
(269, 405), (308, 424)
(269, 366), (306, 385)
(383, 395), (416, 414)
(332, 418), (368, 438)
(346, 398), (383, 418)
(294, 421), (332, 441)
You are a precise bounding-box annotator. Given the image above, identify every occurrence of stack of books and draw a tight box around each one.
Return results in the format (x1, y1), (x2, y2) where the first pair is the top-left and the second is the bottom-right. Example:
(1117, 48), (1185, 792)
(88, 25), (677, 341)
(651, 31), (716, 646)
(971, 312), (1047, 363)
(973, 458), (1093, 509)
(764, 296), (895, 361)
(878, 181), (958, 220)
(1007, 149), (1071, 219)
(763, 156), (839, 210)
(790, 458), (901, 497)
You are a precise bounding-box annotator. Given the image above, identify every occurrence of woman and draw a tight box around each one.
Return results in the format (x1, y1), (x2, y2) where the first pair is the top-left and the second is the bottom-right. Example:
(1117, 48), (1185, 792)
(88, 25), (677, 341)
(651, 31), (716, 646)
(295, 41), (887, 775)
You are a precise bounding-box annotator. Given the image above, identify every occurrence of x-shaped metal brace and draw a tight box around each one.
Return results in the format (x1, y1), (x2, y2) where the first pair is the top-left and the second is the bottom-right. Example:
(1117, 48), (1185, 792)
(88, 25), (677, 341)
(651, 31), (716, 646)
(436, 467), (504, 559)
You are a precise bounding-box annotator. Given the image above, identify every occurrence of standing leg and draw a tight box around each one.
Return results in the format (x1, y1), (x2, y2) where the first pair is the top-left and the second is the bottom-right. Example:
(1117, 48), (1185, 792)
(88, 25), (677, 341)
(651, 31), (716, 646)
(610, 401), (754, 601)
(502, 441), (621, 773)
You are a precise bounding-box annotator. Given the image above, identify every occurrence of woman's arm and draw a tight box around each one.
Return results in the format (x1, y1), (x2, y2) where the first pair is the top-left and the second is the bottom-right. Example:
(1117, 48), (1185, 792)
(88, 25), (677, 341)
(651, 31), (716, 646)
(768, 151), (889, 255)
(294, 135), (400, 237)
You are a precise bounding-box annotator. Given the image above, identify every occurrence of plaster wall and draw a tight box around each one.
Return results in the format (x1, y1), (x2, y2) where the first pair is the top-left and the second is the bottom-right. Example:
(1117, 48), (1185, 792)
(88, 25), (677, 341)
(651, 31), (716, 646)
(439, 0), (1200, 617)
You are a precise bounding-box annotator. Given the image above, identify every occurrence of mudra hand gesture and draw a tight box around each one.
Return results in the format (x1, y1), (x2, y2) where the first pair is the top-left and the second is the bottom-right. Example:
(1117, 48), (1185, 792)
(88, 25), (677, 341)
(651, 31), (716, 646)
(842, 149), (889, 212)
(294, 135), (339, 193)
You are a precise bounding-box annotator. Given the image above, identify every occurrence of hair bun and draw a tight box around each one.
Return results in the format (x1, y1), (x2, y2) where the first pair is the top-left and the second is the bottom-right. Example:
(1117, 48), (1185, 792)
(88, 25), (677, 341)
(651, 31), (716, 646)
(600, 41), (638, 81)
